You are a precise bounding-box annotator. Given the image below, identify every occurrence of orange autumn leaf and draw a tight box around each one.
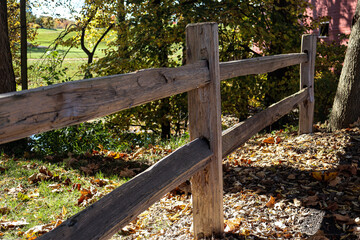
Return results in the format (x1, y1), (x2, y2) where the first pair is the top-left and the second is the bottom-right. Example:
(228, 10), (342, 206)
(311, 171), (338, 182)
(263, 137), (275, 144)
(77, 189), (93, 205)
(266, 196), (276, 208)
(224, 218), (242, 232)
(324, 171), (338, 182)
(311, 171), (323, 181)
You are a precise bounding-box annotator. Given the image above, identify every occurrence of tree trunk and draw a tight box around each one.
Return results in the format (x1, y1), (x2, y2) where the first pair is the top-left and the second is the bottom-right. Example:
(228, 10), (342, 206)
(0, 0), (16, 94)
(0, 0), (28, 155)
(330, 1), (360, 129)
(20, 0), (28, 90)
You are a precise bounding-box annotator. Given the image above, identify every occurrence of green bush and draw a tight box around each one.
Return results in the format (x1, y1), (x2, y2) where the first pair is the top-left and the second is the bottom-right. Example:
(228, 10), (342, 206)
(29, 121), (118, 156)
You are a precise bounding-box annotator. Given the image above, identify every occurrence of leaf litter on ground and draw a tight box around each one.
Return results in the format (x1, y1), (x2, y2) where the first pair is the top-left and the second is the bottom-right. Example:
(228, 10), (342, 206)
(112, 125), (360, 239)
(1, 124), (360, 239)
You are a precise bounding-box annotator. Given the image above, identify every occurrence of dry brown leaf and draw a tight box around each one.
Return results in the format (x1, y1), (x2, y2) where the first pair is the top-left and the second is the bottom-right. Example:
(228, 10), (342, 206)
(224, 218), (242, 232)
(333, 214), (356, 224)
(328, 176), (341, 187)
(325, 202), (338, 211)
(80, 166), (93, 175)
(287, 174), (296, 180)
(338, 164), (358, 175)
(0, 207), (10, 215)
(119, 168), (136, 178)
(77, 188), (95, 205)
(39, 166), (53, 177)
(303, 195), (319, 206)
(90, 178), (109, 187)
(307, 230), (329, 240)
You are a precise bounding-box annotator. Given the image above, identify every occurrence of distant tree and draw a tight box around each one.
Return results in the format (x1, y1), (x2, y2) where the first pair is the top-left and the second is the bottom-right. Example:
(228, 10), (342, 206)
(41, 16), (54, 29)
(330, 1), (360, 129)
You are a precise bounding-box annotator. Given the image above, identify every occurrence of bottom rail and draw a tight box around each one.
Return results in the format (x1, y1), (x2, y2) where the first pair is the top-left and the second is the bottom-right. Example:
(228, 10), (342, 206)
(222, 88), (309, 158)
(38, 138), (212, 240)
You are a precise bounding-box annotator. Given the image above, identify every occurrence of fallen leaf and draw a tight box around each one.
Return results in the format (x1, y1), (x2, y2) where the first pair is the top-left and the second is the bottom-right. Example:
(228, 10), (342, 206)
(328, 176), (341, 187)
(39, 166), (53, 178)
(78, 189), (93, 205)
(324, 171), (338, 182)
(307, 229), (329, 240)
(48, 183), (61, 190)
(80, 166), (93, 175)
(90, 178), (109, 187)
(0, 207), (10, 215)
(265, 195), (276, 208)
(263, 137), (275, 144)
(224, 218), (242, 232)
(311, 171), (323, 181)
(311, 171), (338, 182)
(61, 206), (67, 217)
(303, 195), (319, 206)
(73, 183), (81, 191)
(274, 221), (286, 229)
(0, 220), (28, 230)
(325, 202), (338, 211)
(287, 174), (296, 180)
(333, 214), (356, 224)
(119, 168), (136, 178)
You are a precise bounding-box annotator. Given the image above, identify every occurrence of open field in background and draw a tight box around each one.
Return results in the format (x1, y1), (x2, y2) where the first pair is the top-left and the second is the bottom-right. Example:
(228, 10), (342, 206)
(28, 28), (112, 59)
(26, 28), (183, 89)
(28, 59), (86, 88)
(26, 28), (115, 88)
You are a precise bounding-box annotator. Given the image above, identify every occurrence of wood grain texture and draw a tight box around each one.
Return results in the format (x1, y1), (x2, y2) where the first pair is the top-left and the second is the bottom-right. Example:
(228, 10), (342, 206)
(186, 22), (224, 239)
(299, 35), (317, 134)
(37, 138), (212, 240)
(219, 53), (307, 80)
(0, 61), (209, 144)
(222, 88), (308, 158)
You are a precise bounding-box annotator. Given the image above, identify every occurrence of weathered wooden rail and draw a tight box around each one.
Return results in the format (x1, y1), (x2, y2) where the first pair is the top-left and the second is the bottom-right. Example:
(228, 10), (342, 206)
(0, 23), (316, 239)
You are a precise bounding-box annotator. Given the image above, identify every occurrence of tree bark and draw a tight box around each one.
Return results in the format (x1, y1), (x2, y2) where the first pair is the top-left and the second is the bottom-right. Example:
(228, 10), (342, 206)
(20, 0), (28, 90)
(0, 0), (16, 94)
(330, 1), (360, 129)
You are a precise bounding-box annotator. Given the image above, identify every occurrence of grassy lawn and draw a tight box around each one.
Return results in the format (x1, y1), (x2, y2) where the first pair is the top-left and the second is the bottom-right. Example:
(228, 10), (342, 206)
(28, 28), (111, 59)
(0, 129), (188, 239)
(28, 59), (86, 88)
(0, 154), (127, 239)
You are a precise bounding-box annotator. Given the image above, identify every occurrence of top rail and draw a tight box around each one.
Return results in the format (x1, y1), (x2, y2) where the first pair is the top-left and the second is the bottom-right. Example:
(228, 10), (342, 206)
(0, 61), (209, 144)
(0, 52), (308, 145)
(219, 53), (308, 80)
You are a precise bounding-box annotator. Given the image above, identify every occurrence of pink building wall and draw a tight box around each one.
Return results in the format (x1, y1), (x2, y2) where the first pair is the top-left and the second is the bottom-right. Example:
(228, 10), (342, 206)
(307, 0), (357, 43)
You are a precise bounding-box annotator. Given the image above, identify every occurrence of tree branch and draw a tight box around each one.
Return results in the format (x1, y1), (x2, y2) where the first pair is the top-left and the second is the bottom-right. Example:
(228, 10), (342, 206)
(91, 23), (115, 56)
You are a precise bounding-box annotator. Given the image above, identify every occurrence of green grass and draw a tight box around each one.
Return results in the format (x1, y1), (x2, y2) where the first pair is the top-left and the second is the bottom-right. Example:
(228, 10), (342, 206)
(28, 28), (112, 59)
(28, 59), (86, 88)
(0, 155), (127, 239)
(0, 129), (188, 239)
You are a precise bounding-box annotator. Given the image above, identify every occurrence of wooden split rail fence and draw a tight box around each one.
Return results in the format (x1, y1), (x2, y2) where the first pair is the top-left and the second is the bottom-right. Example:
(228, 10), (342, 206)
(0, 23), (316, 239)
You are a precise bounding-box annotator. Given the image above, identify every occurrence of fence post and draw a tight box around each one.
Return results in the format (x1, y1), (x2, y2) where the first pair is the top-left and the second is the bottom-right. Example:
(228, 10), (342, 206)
(186, 23), (224, 238)
(299, 34), (317, 134)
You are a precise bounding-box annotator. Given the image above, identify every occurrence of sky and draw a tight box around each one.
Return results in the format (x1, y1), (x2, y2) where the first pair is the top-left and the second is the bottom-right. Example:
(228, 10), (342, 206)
(30, 0), (84, 19)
